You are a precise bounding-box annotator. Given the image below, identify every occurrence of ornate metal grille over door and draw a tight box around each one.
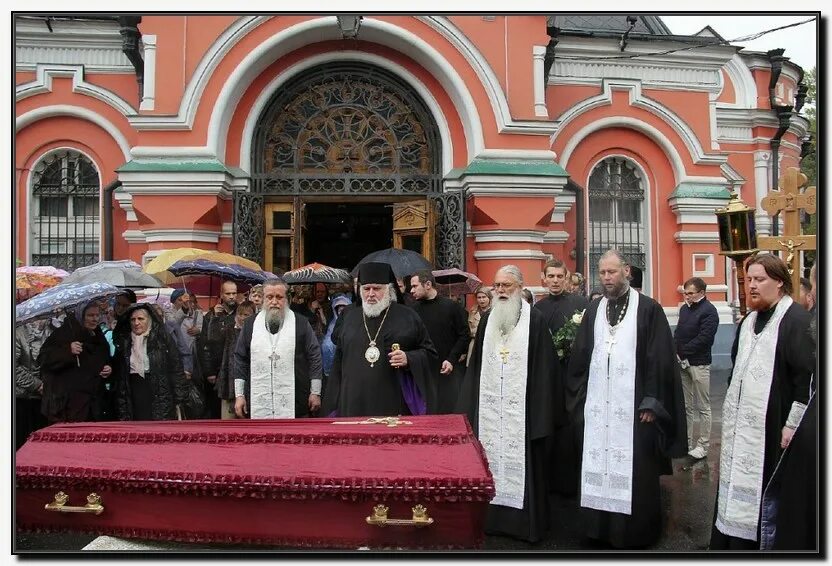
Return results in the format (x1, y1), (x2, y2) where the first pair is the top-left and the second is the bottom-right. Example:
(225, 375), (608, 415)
(430, 192), (465, 270)
(233, 193), (264, 266)
(30, 150), (101, 270)
(251, 64), (441, 196)
(587, 157), (646, 287)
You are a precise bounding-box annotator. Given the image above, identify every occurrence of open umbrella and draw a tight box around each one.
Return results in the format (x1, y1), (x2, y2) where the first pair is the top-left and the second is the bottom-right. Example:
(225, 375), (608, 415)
(16, 282), (121, 326)
(352, 248), (433, 280)
(168, 259), (276, 296)
(282, 262), (352, 285)
(62, 260), (164, 289)
(16, 266), (70, 302)
(145, 248), (264, 285)
(17, 265), (70, 278)
(432, 268), (482, 296)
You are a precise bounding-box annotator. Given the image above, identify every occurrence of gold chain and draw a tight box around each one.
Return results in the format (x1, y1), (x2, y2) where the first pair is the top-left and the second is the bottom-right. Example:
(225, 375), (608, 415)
(363, 305), (391, 346)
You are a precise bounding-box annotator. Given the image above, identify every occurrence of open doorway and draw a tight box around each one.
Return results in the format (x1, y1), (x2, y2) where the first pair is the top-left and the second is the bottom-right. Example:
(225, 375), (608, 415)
(304, 202), (393, 271)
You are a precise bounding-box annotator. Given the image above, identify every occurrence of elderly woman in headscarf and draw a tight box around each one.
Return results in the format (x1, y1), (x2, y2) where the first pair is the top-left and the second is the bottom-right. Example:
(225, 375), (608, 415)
(114, 303), (189, 421)
(467, 286), (492, 366)
(38, 301), (113, 423)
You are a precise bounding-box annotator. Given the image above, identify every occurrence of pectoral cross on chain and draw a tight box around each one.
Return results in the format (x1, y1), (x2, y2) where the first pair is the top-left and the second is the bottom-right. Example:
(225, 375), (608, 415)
(269, 351), (280, 372)
(499, 346), (510, 364)
(604, 334), (616, 354)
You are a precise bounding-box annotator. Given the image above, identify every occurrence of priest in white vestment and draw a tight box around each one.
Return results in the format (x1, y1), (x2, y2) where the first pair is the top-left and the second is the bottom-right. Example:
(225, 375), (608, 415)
(233, 278), (323, 419)
(566, 250), (686, 549)
(710, 253), (814, 550)
(457, 265), (559, 543)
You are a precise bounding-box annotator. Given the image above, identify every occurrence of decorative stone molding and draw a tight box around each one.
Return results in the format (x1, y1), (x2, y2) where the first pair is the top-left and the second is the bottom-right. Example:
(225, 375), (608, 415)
(472, 230), (546, 244)
(551, 192), (576, 223)
(674, 231), (721, 244)
(543, 231), (570, 244)
(143, 229), (222, 244)
(116, 159), (249, 199)
(668, 183), (730, 225)
(716, 107), (810, 141)
(113, 188), (137, 222)
(691, 253), (715, 277)
(720, 54), (758, 109)
(473, 249), (548, 261)
(139, 35), (157, 111)
(533, 45), (548, 117)
(445, 156), (568, 198)
(122, 229), (146, 243)
(15, 17), (133, 73)
(16, 64), (136, 115)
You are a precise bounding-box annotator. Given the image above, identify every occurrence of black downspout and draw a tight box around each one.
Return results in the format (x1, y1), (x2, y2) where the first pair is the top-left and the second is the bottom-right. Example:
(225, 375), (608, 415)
(118, 16), (144, 102)
(766, 48), (790, 237)
(565, 180), (585, 279)
(102, 180), (122, 260)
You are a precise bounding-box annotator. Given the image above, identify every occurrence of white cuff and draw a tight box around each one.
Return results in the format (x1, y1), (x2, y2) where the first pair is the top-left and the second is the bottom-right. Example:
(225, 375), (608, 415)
(785, 401), (807, 429)
(234, 379), (246, 398)
(311, 378), (322, 396)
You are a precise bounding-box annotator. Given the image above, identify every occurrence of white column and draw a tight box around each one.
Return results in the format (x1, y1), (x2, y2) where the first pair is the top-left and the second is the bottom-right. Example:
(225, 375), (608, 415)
(139, 34), (157, 111)
(708, 92), (720, 150)
(753, 151), (772, 236)
(533, 45), (548, 117)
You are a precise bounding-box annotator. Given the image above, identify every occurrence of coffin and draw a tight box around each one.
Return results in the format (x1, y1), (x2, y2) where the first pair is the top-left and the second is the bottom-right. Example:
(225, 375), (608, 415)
(16, 415), (495, 549)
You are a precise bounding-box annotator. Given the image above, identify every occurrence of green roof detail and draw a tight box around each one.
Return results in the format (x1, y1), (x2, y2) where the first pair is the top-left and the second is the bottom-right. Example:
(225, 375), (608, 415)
(668, 183), (731, 200)
(460, 158), (568, 177)
(117, 159), (231, 173)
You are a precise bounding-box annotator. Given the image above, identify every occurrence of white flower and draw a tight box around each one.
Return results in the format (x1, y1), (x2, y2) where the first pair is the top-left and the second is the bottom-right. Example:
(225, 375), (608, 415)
(571, 309), (585, 324)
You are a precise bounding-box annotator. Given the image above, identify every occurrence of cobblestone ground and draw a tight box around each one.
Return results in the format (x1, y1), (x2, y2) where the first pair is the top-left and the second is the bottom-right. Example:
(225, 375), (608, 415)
(15, 373), (729, 554)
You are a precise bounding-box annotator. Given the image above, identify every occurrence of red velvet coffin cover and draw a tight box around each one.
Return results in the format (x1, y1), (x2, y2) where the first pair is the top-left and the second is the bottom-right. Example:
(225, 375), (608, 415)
(16, 415), (495, 549)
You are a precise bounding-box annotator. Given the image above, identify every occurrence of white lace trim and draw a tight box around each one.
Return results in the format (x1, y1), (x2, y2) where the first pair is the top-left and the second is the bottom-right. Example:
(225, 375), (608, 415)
(478, 300), (531, 510)
(580, 288), (639, 516)
(249, 309), (297, 419)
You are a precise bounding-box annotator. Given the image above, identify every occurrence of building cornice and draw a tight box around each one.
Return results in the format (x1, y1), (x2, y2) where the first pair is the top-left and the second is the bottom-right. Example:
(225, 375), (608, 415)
(143, 229), (222, 244)
(674, 230), (721, 243)
(472, 230), (547, 244)
(473, 249), (548, 261)
(16, 64), (136, 115)
(668, 196), (730, 225)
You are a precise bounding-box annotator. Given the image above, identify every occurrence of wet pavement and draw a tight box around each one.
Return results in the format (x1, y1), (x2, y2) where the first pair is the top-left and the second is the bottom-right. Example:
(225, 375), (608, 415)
(15, 372), (729, 554)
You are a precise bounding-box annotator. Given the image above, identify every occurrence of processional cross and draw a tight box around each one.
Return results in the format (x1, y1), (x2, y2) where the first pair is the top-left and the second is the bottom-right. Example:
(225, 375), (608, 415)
(756, 167), (817, 293)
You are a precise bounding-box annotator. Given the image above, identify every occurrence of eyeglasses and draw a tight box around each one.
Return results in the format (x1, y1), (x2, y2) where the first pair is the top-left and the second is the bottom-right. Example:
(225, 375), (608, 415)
(492, 282), (516, 290)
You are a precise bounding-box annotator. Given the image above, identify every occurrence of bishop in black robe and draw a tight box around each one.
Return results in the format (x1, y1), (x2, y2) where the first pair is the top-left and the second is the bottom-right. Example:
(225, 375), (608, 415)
(411, 293), (470, 414)
(710, 300), (813, 550)
(456, 304), (559, 543)
(322, 263), (438, 418)
(534, 290), (589, 496)
(565, 290), (686, 548)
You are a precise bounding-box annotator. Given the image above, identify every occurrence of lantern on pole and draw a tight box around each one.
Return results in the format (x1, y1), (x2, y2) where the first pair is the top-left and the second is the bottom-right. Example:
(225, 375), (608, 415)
(715, 192), (758, 315)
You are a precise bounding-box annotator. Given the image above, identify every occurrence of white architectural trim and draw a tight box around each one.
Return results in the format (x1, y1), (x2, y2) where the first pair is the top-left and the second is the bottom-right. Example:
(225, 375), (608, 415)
(472, 230), (547, 244)
(668, 198), (727, 225)
(721, 54), (758, 109)
(16, 105), (132, 160)
(559, 115), (686, 185)
(692, 253), (716, 278)
(474, 249), (548, 260)
(418, 16), (555, 135)
(237, 51), (454, 176)
(720, 163), (746, 190)
(551, 190), (576, 223)
(122, 229), (147, 244)
(139, 35), (157, 111)
(458, 174), (567, 198)
(543, 231), (570, 244)
(113, 189), (137, 222)
(674, 230), (721, 243)
(221, 223), (234, 238)
(143, 229), (221, 244)
(554, 80), (726, 174)
(532, 45), (548, 117)
(16, 64), (136, 115)
(15, 17), (133, 73)
(475, 149), (558, 161)
(209, 16), (486, 163)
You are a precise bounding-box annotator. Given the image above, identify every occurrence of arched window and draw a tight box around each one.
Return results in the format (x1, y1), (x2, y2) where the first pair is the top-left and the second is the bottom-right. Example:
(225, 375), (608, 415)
(31, 150), (100, 270)
(587, 157), (647, 288)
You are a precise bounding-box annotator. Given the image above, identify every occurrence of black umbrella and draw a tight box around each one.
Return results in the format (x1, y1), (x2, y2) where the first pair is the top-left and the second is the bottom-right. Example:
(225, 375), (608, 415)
(351, 248), (433, 280)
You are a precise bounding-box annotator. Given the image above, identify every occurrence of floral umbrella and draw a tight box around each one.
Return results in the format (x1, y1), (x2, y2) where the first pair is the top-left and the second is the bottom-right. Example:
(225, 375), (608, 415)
(15, 267), (68, 302)
(16, 282), (121, 325)
(282, 262), (352, 285)
(432, 268), (483, 296)
(17, 265), (70, 278)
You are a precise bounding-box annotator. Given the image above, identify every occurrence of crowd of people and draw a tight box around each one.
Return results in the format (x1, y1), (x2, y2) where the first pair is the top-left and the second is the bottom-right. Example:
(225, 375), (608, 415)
(14, 249), (817, 551)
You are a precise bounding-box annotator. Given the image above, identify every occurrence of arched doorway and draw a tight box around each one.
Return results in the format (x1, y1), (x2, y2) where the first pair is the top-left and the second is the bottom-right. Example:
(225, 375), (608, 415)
(235, 62), (463, 273)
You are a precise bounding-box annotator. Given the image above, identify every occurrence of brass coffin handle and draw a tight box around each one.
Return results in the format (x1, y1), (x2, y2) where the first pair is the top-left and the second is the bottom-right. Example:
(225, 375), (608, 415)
(365, 504), (434, 528)
(45, 492), (104, 515)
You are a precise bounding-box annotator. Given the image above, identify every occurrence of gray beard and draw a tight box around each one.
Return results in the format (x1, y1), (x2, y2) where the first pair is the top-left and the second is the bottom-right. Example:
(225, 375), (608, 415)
(362, 292), (392, 318)
(490, 292), (523, 335)
(265, 307), (284, 334)
(604, 281), (630, 299)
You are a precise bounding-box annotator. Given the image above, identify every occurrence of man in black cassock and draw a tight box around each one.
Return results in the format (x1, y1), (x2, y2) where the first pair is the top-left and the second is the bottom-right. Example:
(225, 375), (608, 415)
(409, 270), (470, 414)
(321, 262), (438, 418)
(456, 264), (559, 543)
(711, 254), (814, 550)
(565, 250), (686, 549)
(534, 257), (589, 496)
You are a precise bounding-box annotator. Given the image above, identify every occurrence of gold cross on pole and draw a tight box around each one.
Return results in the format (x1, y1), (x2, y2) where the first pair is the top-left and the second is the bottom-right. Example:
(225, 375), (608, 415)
(756, 167), (816, 293)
